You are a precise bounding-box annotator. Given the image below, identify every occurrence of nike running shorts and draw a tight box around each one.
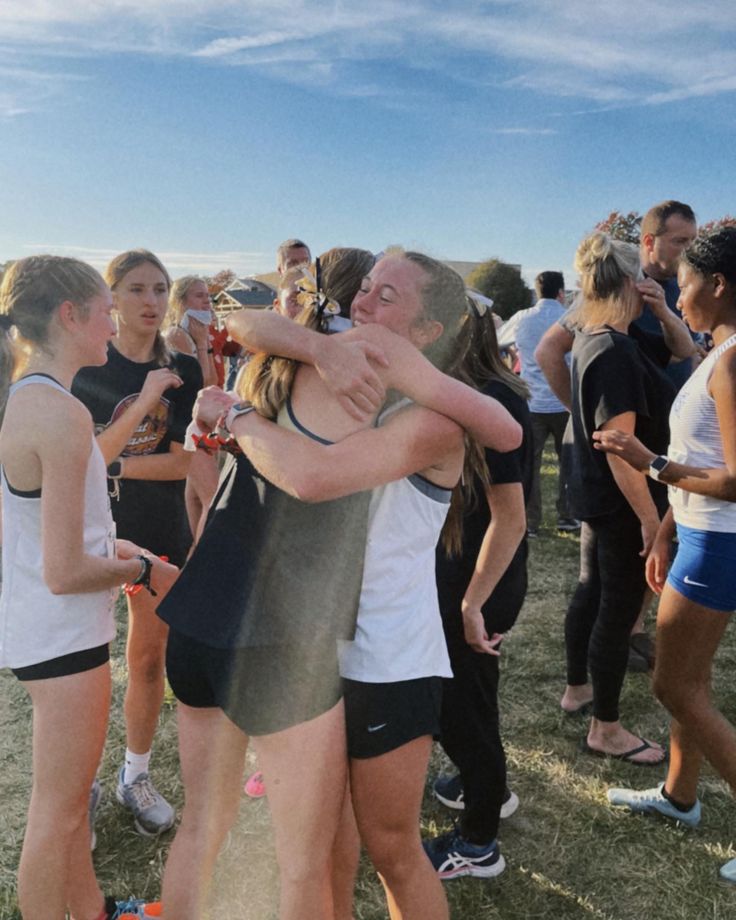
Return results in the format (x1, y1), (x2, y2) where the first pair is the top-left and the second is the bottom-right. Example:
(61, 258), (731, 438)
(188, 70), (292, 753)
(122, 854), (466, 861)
(343, 676), (442, 759)
(669, 524), (736, 612)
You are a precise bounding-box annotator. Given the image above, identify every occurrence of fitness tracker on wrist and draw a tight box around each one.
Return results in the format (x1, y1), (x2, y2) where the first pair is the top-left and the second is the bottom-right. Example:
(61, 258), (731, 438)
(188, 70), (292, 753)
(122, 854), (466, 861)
(107, 460), (123, 479)
(648, 455), (670, 481)
(223, 402), (256, 435)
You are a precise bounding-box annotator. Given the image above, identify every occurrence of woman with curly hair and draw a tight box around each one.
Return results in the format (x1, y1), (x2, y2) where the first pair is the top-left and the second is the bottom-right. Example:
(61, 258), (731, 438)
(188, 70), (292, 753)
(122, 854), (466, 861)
(594, 228), (736, 882)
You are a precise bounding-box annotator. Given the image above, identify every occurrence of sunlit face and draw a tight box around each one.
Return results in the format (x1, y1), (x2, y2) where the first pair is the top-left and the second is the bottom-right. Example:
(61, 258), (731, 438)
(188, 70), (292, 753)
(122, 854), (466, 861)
(183, 280), (212, 317)
(81, 288), (116, 365)
(113, 262), (169, 337)
(276, 282), (302, 320)
(676, 262), (715, 333)
(278, 246), (310, 275)
(351, 256), (432, 346)
(644, 215), (697, 280)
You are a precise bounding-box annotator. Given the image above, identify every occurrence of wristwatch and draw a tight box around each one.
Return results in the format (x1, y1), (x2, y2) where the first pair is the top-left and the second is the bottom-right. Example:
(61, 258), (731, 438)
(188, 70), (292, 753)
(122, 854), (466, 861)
(648, 455), (670, 481)
(223, 402), (256, 435)
(107, 460), (123, 479)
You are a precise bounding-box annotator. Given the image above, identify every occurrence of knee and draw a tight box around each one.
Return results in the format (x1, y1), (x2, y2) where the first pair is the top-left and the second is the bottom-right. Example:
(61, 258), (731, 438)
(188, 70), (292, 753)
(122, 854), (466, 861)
(364, 829), (421, 884)
(179, 795), (239, 849)
(653, 673), (702, 721)
(277, 849), (330, 888)
(28, 789), (87, 840)
(129, 650), (165, 685)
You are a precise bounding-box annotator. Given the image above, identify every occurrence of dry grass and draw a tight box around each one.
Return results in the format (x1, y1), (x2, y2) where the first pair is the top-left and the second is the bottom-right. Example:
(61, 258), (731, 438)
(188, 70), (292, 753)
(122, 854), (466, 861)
(2, 448), (736, 919)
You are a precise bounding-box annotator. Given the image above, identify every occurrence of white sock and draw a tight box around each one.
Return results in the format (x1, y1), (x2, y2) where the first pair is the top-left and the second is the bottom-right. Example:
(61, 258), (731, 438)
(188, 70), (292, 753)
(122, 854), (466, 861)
(123, 749), (151, 786)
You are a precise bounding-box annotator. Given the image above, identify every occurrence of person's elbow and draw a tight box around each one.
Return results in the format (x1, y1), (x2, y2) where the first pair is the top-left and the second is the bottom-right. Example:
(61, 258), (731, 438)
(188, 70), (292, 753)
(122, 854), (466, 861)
(286, 468), (341, 503)
(225, 310), (257, 347)
(170, 448), (193, 480)
(497, 418), (523, 452)
(44, 562), (78, 595)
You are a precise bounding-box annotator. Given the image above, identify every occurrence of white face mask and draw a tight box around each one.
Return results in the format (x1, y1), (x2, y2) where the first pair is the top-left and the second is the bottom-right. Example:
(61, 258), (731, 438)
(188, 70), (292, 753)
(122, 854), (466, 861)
(182, 308), (213, 327)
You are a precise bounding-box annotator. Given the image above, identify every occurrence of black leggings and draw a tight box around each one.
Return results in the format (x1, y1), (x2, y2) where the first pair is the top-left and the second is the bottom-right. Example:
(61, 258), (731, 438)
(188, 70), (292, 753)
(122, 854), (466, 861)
(438, 561), (526, 844)
(564, 505), (647, 722)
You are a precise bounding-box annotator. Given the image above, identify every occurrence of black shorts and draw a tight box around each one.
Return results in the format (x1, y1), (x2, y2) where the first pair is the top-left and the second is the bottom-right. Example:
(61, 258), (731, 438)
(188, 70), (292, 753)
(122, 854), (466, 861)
(343, 676), (443, 759)
(165, 628), (342, 736)
(12, 644), (110, 681)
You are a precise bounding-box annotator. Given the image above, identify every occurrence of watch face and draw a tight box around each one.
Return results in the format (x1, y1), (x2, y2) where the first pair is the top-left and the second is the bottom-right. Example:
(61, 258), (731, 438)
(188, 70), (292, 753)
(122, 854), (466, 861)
(651, 456), (669, 472)
(231, 402), (251, 413)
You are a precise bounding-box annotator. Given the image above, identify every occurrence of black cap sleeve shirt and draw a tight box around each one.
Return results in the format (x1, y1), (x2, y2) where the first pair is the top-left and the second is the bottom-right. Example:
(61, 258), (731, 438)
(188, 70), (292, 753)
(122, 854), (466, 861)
(568, 329), (676, 520)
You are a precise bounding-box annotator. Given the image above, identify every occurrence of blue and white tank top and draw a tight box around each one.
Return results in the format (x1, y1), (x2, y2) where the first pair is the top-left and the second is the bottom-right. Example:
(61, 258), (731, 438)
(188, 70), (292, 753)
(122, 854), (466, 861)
(668, 333), (736, 532)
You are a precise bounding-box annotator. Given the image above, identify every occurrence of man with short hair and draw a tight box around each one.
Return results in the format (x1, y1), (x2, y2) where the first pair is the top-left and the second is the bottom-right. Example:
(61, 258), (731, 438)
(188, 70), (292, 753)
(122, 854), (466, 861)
(276, 238), (311, 275)
(498, 271), (576, 535)
(634, 200), (698, 387)
(535, 200), (698, 409)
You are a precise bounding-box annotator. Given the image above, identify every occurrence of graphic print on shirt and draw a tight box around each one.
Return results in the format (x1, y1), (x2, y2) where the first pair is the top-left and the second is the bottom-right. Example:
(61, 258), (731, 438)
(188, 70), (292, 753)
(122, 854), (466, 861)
(103, 394), (172, 455)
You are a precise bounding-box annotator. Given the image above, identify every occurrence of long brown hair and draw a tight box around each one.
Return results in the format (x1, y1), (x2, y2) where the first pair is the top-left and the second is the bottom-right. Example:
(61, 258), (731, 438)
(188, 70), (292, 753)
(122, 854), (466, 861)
(439, 299), (529, 556)
(240, 248), (376, 417)
(105, 249), (172, 366)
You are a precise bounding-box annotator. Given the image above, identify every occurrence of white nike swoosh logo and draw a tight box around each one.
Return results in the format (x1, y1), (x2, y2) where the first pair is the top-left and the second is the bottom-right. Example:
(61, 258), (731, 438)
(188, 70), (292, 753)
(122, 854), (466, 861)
(683, 575), (708, 587)
(367, 723), (388, 733)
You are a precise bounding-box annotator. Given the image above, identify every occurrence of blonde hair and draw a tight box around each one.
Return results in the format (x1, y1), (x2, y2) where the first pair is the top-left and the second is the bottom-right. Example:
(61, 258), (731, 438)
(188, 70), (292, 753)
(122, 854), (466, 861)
(105, 249), (172, 366)
(169, 274), (207, 324)
(572, 232), (642, 329)
(0, 254), (105, 419)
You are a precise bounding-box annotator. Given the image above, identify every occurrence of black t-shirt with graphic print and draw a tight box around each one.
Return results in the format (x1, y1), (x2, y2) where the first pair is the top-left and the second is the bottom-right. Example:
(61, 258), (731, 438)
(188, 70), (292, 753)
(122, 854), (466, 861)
(568, 328), (676, 520)
(72, 343), (202, 565)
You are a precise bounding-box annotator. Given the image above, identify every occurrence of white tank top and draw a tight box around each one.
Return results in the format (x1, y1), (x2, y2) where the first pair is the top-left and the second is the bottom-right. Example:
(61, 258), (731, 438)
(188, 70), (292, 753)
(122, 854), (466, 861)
(0, 375), (117, 669)
(338, 401), (453, 683)
(668, 333), (736, 532)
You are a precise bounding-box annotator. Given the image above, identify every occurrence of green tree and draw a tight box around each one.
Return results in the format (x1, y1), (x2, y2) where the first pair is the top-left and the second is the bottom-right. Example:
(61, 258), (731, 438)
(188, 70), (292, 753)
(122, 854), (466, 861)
(465, 259), (532, 320)
(594, 210), (642, 243)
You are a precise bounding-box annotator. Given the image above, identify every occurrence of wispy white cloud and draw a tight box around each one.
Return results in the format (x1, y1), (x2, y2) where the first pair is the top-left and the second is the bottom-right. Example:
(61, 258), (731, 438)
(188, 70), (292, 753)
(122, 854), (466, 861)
(491, 127), (557, 136)
(0, 0), (735, 114)
(21, 244), (269, 275)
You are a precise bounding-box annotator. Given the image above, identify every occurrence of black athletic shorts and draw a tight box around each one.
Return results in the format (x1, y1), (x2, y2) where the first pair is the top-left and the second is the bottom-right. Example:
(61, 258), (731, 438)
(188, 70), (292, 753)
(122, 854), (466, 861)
(12, 643), (110, 681)
(166, 628), (342, 736)
(343, 676), (443, 759)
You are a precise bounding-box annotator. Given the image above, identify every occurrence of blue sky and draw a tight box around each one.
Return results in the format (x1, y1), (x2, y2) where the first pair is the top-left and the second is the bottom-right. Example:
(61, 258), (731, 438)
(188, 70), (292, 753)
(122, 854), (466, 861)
(1, 1), (735, 286)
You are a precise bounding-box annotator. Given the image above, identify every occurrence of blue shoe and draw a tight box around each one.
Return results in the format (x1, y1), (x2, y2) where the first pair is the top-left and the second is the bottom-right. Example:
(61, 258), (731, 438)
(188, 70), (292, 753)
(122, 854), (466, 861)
(433, 774), (519, 819)
(607, 782), (701, 828)
(106, 896), (161, 918)
(423, 829), (505, 879)
(433, 774), (464, 810)
(720, 858), (736, 884)
(89, 777), (102, 851)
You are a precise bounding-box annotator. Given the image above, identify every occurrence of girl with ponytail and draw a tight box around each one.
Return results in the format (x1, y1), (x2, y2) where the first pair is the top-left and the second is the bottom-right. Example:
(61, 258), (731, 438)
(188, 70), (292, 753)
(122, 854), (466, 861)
(0, 255), (175, 919)
(561, 232), (675, 763)
(72, 249), (202, 838)
(157, 250), (521, 919)
(426, 296), (533, 878)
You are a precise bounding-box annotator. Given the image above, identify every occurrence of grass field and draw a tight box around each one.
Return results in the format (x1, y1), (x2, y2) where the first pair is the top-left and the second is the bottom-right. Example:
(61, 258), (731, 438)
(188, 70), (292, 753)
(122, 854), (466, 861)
(2, 449), (736, 919)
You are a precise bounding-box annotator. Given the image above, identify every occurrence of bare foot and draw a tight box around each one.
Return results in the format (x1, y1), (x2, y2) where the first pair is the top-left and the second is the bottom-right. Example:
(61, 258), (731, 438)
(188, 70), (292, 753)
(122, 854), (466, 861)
(586, 719), (665, 764)
(561, 683), (593, 714)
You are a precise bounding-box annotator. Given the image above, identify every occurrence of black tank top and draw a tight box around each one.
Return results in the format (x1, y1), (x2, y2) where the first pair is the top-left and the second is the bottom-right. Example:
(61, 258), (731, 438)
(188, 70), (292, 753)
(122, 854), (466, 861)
(157, 448), (371, 649)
